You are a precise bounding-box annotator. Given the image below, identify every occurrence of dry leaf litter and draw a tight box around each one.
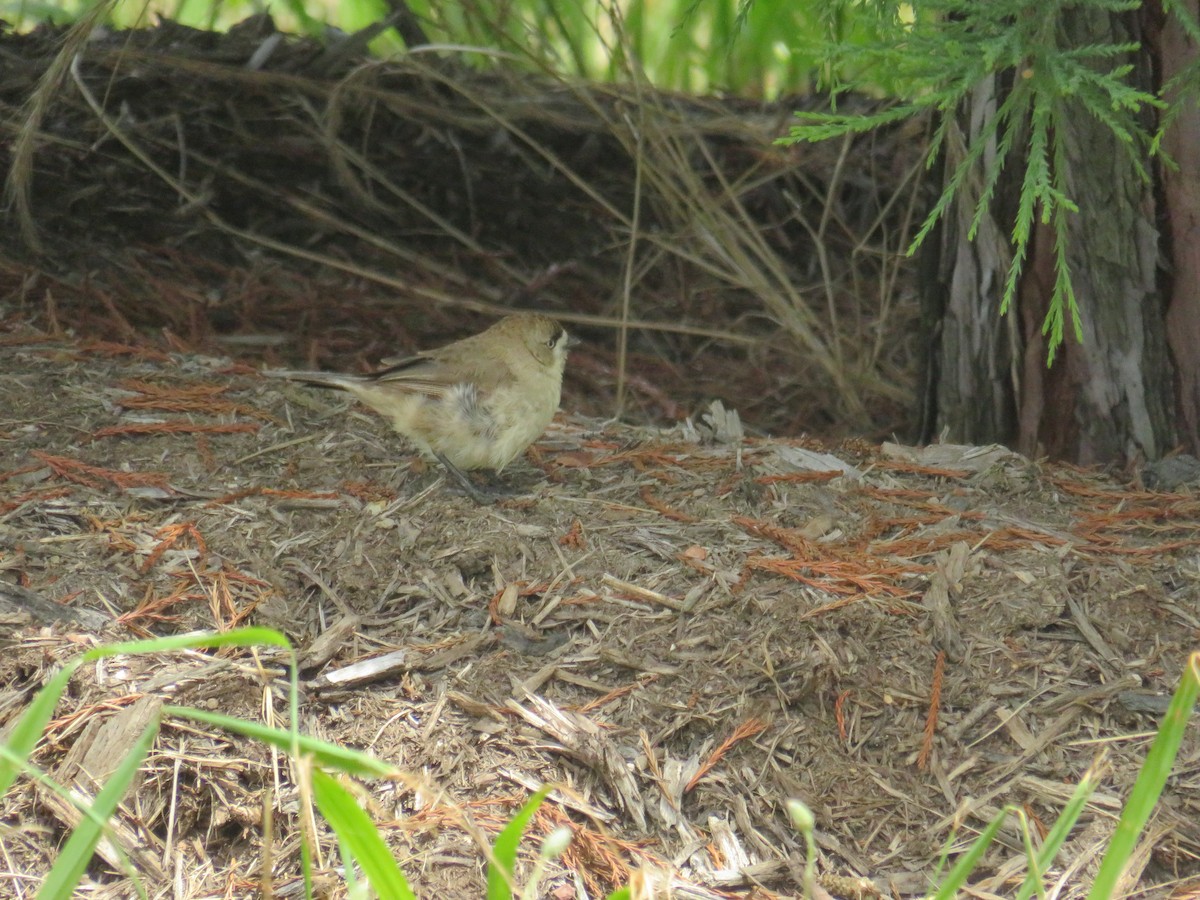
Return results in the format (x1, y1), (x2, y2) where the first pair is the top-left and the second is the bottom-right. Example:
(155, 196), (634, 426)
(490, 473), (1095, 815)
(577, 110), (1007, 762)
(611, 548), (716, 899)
(1, 321), (1198, 899)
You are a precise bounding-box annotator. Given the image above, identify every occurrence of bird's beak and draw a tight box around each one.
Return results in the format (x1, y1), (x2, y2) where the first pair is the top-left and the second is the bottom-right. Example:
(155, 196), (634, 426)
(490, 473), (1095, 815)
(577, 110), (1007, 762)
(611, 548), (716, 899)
(565, 333), (582, 349)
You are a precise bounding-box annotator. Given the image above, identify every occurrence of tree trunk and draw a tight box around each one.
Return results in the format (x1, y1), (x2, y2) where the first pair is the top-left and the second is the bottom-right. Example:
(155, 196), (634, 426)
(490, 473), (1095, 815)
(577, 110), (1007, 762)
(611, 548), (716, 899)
(1151, 0), (1200, 455)
(921, 78), (1019, 448)
(927, 6), (1185, 465)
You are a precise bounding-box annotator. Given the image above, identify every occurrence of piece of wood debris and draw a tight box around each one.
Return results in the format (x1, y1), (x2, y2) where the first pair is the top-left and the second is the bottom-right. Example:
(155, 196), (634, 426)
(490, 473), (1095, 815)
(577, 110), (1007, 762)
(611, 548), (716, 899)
(138, 658), (235, 694)
(311, 649), (409, 690)
(709, 859), (791, 888)
(921, 542), (968, 662)
(705, 815), (753, 878)
(56, 695), (163, 791)
(507, 689), (647, 830)
(300, 613), (361, 671)
(598, 646), (679, 676)
(0, 581), (109, 630)
(43, 695), (167, 882)
(601, 574), (685, 611)
(1065, 592), (1124, 676)
(881, 441), (1022, 473)
(774, 445), (863, 479)
(418, 633), (491, 669)
(446, 690), (507, 721)
(500, 767), (616, 824)
(37, 786), (168, 883)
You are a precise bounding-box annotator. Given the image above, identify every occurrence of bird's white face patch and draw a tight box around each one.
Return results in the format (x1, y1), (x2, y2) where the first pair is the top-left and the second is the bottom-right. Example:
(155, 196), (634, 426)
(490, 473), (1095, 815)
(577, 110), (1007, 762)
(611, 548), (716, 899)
(549, 329), (572, 372)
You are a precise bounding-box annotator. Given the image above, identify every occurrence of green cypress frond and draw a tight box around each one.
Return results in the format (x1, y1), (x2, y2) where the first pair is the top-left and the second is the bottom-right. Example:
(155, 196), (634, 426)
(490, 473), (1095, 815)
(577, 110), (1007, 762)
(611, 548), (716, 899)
(780, 0), (1171, 360)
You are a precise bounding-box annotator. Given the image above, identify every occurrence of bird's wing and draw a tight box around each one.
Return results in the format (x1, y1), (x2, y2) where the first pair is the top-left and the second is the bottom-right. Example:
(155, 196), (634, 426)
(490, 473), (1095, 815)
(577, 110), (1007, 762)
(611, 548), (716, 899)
(375, 351), (431, 370)
(369, 349), (514, 398)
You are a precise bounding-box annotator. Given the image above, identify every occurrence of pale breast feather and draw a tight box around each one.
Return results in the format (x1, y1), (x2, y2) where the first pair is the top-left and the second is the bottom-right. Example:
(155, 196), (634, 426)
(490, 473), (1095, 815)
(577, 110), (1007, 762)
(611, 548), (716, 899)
(450, 382), (500, 439)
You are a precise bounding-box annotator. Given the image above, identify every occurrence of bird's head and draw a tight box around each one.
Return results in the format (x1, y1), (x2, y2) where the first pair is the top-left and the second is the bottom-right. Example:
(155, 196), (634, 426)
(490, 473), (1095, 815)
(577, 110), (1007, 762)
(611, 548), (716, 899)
(503, 313), (578, 374)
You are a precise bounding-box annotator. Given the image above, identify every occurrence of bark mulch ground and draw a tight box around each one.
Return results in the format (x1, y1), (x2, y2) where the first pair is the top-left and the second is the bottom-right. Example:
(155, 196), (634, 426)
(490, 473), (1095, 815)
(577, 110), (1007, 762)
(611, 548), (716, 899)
(1, 320), (1197, 898)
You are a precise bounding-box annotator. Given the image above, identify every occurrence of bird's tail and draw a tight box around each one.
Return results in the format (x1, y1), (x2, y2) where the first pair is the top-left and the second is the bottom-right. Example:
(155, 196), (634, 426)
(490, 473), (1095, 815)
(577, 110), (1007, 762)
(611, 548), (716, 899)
(262, 369), (369, 391)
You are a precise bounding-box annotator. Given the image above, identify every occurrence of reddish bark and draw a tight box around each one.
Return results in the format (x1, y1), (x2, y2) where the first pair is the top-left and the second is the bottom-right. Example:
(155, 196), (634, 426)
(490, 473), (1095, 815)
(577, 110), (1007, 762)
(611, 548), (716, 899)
(1152, 0), (1200, 453)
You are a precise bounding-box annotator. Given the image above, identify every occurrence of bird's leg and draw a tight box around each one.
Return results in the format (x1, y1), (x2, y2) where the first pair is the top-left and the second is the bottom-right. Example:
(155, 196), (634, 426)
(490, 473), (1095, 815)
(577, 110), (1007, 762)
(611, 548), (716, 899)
(433, 452), (496, 505)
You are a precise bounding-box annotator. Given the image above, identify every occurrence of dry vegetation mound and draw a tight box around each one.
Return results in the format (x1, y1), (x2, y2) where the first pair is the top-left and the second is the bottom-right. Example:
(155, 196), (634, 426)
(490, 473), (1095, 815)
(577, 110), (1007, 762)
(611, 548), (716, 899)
(2, 16), (924, 437)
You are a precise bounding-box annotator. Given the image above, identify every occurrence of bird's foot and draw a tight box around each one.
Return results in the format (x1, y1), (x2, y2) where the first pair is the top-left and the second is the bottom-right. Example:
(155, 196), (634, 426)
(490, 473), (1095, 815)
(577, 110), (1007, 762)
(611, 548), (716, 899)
(434, 453), (521, 505)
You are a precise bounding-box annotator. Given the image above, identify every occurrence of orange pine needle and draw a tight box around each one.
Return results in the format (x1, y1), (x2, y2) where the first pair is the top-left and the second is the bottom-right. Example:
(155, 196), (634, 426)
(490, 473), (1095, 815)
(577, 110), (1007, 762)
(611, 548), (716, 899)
(32, 451), (171, 492)
(835, 690), (852, 742)
(684, 717), (768, 792)
(639, 486), (697, 523)
(917, 651), (945, 772)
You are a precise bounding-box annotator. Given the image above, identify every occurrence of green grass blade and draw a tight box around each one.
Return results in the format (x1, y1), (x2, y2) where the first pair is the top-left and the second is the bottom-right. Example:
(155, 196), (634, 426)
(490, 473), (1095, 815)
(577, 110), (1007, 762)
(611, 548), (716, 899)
(165, 706), (397, 778)
(605, 889), (633, 900)
(1088, 654), (1200, 900)
(1015, 757), (1103, 900)
(310, 768), (416, 900)
(931, 806), (1013, 900)
(487, 784), (553, 899)
(0, 659), (81, 798)
(83, 627), (293, 659)
(34, 715), (160, 900)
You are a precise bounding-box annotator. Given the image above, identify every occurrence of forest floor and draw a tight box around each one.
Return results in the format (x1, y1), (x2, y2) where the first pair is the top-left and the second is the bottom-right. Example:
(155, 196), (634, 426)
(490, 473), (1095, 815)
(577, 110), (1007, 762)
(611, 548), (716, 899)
(1, 312), (1198, 899)
(1, 17), (1199, 900)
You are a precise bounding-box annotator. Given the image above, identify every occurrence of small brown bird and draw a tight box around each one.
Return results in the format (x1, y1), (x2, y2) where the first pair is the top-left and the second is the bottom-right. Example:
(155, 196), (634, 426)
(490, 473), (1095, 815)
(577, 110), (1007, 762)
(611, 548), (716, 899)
(271, 313), (577, 503)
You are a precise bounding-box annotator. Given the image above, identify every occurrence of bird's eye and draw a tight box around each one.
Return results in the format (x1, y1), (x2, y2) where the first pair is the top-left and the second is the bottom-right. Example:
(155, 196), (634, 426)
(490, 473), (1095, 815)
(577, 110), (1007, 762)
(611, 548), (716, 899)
(547, 336), (557, 348)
